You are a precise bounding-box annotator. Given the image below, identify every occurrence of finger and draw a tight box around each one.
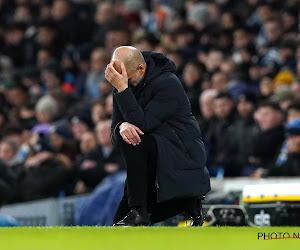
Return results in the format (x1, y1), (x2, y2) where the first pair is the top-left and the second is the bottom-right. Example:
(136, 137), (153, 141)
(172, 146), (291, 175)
(121, 63), (128, 78)
(134, 126), (144, 135)
(125, 130), (137, 145)
(108, 63), (119, 75)
(131, 128), (141, 144)
(121, 133), (131, 144)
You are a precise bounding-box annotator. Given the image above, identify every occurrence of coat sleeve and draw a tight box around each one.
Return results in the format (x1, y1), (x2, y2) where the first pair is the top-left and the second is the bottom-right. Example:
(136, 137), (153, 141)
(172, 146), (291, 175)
(114, 78), (180, 133)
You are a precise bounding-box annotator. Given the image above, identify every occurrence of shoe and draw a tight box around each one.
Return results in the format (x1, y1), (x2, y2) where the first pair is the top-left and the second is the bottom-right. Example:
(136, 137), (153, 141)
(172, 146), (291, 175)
(186, 199), (204, 226)
(113, 209), (150, 226)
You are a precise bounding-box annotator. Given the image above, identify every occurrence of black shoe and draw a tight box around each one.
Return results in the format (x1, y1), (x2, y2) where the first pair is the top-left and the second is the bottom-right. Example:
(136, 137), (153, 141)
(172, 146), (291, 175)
(113, 209), (150, 226)
(186, 199), (204, 226)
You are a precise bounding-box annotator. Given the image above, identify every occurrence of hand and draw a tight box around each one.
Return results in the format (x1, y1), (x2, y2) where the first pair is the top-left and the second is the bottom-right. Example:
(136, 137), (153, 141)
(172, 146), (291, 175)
(81, 160), (97, 169)
(119, 122), (144, 146)
(74, 181), (87, 194)
(104, 163), (120, 173)
(105, 62), (128, 92)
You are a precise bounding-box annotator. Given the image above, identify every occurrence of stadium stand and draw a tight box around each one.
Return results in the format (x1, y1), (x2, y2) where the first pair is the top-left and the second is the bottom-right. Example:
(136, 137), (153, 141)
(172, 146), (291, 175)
(0, 0), (300, 226)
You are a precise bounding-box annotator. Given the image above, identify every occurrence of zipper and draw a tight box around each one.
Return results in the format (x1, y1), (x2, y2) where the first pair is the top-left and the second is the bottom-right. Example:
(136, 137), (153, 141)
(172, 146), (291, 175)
(169, 126), (190, 159)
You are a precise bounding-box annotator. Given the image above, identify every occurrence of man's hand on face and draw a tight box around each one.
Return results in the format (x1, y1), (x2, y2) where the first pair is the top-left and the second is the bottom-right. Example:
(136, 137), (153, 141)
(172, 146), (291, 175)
(119, 122), (144, 146)
(105, 61), (128, 92)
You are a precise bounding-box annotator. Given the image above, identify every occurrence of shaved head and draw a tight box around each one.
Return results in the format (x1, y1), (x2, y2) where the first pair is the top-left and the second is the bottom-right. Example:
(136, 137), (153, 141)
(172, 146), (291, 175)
(111, 46), (145, 74)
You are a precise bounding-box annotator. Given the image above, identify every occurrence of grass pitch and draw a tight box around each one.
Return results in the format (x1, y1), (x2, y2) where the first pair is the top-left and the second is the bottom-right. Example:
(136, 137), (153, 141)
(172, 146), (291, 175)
(0, 227), (299, 250)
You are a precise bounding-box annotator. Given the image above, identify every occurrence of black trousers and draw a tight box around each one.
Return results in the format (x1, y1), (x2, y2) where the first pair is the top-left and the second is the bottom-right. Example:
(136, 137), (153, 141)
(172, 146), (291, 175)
(113, 135), (198, 224)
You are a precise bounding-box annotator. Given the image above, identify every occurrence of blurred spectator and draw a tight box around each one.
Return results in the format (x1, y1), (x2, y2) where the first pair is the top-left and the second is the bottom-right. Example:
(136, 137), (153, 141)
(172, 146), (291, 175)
(85, 48), (110, 100)
(270, 119), (300, 176)
(0, 159), (17, 205)
(206, 92), (237, 176)
(91, 100), (106, 126)
(0, 139), (20, 167)
(182, 61), (205, 118)
(250, 102), (284, 177)
(225, 92), (258, 176)
(74, 120), (124, 194)
(35, 95), (58, 123)
(50, 122), (78, 161)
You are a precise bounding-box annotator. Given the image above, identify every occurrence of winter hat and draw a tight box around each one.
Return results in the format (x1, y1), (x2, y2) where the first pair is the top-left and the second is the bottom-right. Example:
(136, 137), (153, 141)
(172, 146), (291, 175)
(238, 92), (257, 105)
(50, 122), (73, 139)
(273, 85), (295, 102)
(273, 69), (295, 87)
(35, 95), (58, 118)
(285, 119), (300, 138)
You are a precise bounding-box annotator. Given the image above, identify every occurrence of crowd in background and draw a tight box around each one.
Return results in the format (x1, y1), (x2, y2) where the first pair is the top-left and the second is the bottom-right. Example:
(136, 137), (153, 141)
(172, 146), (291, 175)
(0, 0), (300, 205)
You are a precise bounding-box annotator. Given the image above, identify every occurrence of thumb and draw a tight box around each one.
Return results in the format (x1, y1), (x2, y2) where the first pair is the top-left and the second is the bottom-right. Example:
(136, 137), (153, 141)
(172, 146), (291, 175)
(121, 63), (128, 78)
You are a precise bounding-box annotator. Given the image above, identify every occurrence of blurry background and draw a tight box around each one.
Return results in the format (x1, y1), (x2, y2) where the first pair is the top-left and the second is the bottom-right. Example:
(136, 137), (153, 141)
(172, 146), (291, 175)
(0, 0), (300, 227)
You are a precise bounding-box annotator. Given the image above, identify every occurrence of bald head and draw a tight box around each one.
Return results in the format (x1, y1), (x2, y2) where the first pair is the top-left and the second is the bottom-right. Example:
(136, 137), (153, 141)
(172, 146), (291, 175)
(111, 46), (145, 74)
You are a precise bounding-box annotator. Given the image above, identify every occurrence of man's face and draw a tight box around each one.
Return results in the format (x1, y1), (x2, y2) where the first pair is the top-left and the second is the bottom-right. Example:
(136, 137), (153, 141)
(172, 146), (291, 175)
(255, 106), (282, 131)
(0, 142), (15, 162)
(127, 69), (144, 87)
(287, 108), (300, 123)
(214, 98), (233, 119)
(264, 21), (281, 42)
(238, 99), (254, 118)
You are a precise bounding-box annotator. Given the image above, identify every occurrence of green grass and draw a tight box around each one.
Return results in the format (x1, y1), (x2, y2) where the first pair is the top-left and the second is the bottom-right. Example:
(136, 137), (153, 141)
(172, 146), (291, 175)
(0, 227), (299, 250)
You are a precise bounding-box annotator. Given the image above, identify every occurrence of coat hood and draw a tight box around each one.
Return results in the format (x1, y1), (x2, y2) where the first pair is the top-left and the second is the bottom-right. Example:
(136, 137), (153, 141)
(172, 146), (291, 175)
(142, 51), (176, 82)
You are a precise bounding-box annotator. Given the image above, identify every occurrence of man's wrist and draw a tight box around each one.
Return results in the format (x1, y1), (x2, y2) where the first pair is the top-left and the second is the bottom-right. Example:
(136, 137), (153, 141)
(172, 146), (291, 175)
(117, 85), (128, 93)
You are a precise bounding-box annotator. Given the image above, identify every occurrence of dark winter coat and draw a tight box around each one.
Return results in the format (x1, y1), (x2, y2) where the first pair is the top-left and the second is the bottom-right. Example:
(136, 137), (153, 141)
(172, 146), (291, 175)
(111, 51), (210, 202)
(0, 159), (17, 204)
(76, 145), (125, 189)
(19, 158), (69, 202)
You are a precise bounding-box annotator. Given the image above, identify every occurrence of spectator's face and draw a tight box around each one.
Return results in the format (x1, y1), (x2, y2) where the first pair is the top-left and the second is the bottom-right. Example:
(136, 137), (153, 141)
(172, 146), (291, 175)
(99, 81), (113, 98)
(14, 5), (31, 22)
(37, 50), (51, 68)
(50, 133), (64, 150)
(233, 30), (249, 49)
(200, 95), (215, 119)
(92, 104), (105, 125)
(95, 3), (114, 24)
(287, 108), (300, 123)
(291, 82), (300, 100)
(105, 30), (130, 51)
(255, 107), (282, 131)
(91, 51), (107, 72)
(206, 51), (224, 72)
(221, 12), (235, 29)
(5, 29), (24, 45)
(52, 0), (70, 20)
(237, 100), (254, 118)
(36, 111), (52, 123)
(282, 13), (297, 31)
(264, 21), (281, 43)
(257, 5), (273, 22)
(105, 94), (113, 116)
(214, 98), (233, 119)
(259, 77), (273, 96)
(96, 122), (111, 146)
(38, 27), (55, 47)
(41, 70), (61, 89)
(211, 73), (228, 92)
(7, 88), (27, 108)
(72, 122), (88, 140)
(0, 142), (16, 162)
(220, 61), (236, 76)
(80, 131), (97, 153)
(183, 64), (201, 86)
(166, 53), (182, 68)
